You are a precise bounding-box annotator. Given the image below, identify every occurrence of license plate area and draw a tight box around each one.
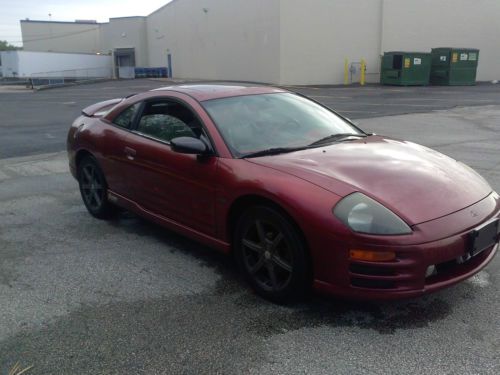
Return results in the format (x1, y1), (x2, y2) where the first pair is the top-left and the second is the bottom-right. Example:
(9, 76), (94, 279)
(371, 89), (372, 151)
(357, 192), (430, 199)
(469, 219), (499, 257)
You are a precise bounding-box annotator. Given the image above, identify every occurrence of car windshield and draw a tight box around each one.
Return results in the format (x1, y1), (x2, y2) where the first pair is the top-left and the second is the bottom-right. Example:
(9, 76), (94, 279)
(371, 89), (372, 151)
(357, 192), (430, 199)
(202, 93), (364, 157)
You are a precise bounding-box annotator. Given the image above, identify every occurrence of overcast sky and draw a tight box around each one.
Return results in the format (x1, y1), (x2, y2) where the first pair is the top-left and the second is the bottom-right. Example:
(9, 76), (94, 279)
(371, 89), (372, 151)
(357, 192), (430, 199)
(0, 0), (172, 46)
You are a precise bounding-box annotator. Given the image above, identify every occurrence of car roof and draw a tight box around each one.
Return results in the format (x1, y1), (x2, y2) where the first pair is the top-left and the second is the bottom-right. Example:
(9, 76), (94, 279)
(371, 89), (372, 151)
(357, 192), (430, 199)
(151, 83), (289, 101)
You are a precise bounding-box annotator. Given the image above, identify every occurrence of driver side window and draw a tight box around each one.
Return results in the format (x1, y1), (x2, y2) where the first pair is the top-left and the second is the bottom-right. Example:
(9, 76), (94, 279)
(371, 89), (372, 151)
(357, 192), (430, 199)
(135, 100), (201, 143)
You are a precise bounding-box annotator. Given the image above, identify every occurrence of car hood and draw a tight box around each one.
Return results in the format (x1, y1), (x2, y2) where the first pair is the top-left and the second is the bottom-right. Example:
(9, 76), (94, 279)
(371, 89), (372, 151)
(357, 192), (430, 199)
(248, 136), (492, 225)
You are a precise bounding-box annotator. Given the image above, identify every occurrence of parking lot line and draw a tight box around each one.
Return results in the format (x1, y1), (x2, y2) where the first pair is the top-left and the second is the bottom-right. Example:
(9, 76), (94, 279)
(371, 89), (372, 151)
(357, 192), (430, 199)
(310, 95), (353, 99)
(354, 102), (444, 107)
(339, 110), (379, 114)
(390, 98), (496, 102)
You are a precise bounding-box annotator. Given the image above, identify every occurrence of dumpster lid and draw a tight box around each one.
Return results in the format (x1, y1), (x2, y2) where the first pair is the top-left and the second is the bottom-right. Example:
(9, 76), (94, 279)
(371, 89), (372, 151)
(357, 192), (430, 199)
(384, 51), (431, 55)
(432, 47), (479, 51)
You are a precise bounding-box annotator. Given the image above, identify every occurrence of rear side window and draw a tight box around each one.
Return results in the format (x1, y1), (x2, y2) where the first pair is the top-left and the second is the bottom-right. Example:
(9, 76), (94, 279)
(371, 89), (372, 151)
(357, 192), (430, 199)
(113, 103), (141, 129)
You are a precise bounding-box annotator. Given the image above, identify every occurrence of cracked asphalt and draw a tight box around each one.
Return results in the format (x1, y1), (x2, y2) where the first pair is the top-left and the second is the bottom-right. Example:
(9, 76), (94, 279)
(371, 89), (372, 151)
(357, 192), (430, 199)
(0, 81), (499, 374)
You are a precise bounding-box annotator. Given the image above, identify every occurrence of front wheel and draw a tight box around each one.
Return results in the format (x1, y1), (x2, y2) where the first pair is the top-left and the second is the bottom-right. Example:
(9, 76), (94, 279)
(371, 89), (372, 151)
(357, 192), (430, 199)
(234, 206), (311, 303)
(78, 155), (116, 219)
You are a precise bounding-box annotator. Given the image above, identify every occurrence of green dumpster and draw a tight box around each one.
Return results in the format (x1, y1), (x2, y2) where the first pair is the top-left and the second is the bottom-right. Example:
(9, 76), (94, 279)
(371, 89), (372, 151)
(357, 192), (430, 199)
(380, 51), (432, 86)
(430, 48), (479, 85)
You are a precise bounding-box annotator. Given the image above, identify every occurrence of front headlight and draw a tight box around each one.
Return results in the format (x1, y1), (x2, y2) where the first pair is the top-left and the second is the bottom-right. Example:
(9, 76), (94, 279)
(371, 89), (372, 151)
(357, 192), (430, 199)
(333, 192), (412, 235)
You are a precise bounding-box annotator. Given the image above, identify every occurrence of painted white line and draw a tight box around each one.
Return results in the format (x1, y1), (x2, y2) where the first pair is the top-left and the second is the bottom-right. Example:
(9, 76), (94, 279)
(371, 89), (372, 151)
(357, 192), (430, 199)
(391, 98), (496, 102)
(282, 86), (321, 90)
(344, 88), (378, 91)
(311, 95), (353, 99)
(354, 102), (443, 107)
(432, 91), (474, 94)
(341, 110), (379, 114)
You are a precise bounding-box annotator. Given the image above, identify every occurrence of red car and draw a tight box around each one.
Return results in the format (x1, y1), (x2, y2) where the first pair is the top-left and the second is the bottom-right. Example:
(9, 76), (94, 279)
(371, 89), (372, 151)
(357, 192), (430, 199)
(67, 84), (499, 303)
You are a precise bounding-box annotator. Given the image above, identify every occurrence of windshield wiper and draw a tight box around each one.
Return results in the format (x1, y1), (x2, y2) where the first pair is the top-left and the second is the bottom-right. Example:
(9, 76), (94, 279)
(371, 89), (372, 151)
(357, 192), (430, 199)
(242, 146), (308, 158)
(242, 133), (367, 158)
(308, 133), (367, 147)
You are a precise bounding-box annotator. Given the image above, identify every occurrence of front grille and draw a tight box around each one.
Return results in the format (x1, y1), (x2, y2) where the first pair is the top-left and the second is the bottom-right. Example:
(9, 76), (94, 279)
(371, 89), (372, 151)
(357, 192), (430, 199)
(349, 263), (396, 277)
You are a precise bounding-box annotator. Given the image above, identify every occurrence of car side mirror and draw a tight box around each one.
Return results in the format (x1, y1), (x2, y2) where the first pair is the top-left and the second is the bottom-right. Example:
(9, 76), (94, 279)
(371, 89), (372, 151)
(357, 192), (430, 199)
(170, 136), (209, 155)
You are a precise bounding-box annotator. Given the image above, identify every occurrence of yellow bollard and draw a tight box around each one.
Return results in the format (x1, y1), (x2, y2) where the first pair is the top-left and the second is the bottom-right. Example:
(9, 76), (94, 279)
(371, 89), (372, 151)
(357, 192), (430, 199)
(344, 58), (349, 85)
(360, 59), (366, 86)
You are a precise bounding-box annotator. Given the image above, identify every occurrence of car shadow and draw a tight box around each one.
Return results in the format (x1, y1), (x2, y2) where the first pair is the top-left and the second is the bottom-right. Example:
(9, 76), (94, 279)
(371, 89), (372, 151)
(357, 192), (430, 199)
(106, 210), (458, 335)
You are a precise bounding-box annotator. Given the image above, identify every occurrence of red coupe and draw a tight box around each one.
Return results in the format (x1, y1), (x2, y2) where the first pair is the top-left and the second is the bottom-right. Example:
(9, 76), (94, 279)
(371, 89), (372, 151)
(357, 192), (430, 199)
(67, 84), (499, 303)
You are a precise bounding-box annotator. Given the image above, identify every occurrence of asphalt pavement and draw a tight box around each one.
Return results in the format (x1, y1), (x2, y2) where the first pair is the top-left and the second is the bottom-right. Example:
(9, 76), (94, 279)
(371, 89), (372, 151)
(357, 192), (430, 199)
(1, 79), (500, 158)
(0, 80), (499, 374)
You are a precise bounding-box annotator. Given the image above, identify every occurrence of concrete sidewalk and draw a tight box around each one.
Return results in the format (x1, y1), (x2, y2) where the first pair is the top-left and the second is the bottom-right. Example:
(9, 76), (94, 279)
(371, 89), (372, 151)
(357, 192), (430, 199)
(0, 152), (68, 182)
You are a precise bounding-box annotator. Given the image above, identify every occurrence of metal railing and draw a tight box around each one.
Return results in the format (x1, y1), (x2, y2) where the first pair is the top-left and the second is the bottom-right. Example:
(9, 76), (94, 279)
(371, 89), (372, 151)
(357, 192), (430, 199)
(30, 67), (113, 89)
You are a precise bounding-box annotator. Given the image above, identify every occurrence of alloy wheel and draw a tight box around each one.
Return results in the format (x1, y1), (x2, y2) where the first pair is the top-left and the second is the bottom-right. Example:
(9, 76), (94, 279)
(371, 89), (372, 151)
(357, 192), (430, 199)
(80, 163), (105, 211)
(241, 219), (293, 292)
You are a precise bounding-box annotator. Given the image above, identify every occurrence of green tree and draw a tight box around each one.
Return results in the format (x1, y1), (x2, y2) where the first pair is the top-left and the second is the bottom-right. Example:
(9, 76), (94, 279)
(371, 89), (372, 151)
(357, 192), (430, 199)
(0, 40), (20, 51)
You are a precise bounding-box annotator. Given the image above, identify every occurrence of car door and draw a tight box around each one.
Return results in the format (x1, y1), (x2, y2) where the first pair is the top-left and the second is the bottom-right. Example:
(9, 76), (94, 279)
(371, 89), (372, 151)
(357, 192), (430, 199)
(98, 102), (141, 199)
(123, 97), (218, 236)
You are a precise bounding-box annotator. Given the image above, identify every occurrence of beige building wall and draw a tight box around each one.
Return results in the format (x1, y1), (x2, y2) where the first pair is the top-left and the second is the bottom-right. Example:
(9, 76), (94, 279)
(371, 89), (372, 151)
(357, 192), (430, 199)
(101, 17), (149, 67)
(20, 1), (500, 84)
(279, 0), (383, 85)
(381, 0), (500, 82)
(147, 0), (281, 83)
(21, 20), (101, 54)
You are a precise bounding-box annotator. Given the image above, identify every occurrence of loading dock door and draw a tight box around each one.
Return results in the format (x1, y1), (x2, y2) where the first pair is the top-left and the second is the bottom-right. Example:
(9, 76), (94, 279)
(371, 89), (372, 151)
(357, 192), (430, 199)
(114, 48), (136, 79)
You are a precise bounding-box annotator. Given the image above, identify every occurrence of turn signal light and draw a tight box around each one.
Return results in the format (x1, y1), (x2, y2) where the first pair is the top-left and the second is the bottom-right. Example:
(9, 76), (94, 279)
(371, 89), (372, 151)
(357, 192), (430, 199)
(349, 249), (396, 262)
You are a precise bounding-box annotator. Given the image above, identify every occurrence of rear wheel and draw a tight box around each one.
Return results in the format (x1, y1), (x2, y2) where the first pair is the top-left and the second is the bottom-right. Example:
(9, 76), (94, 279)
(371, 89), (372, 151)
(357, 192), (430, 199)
(234, 206), (311, 303)
(78, 155), (116, 219)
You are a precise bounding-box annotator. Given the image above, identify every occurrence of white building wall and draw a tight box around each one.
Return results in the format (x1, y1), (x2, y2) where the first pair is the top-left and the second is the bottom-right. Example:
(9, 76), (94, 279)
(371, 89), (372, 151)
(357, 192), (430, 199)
(20, 21), (101, 54)
(381, 0), (500, 82)
(147, 0), (281, 82)
(279, 0), (383, 85)
(0, 51), (20, 77)
(0, 51), (112, 78)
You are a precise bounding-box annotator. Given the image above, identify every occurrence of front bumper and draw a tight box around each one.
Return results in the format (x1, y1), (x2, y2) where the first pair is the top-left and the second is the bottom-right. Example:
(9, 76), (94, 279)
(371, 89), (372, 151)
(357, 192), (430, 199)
(315, 240), (497, 300)
(314, 193), (500, 300)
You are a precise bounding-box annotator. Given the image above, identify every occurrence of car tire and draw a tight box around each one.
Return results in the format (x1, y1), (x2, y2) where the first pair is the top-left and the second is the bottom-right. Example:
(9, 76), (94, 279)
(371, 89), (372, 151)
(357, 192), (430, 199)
(234, 205), (311, 304)
(77, 155), (116, 219)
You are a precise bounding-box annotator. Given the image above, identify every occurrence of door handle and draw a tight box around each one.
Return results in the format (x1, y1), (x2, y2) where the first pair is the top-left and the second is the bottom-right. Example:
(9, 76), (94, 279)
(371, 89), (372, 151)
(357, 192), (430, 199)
(124, 146), (137, 160)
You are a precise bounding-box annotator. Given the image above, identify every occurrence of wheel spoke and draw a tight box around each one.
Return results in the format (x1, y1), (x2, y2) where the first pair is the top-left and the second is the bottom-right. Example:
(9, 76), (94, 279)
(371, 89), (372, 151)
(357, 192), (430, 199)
(249, 256), (266, 274)
(270, 232), (284, 251)
(266, 263), (278, 290)
(272, 255), (292, 273)
(255, 220), (266, 244)
(92, 190), (102, 207)
(243, 239), (263, 253)
(83, 191), (92, 203)
(83, 167), (92, 182)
